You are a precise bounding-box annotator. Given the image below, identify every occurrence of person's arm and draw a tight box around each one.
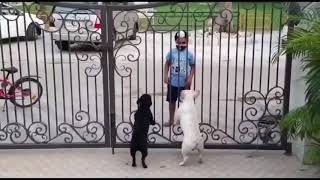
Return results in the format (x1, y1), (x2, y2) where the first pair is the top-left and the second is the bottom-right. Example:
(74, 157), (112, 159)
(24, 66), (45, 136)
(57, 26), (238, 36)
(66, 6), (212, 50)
(164, 51), (172, 84)
(186, 53), (195, 88)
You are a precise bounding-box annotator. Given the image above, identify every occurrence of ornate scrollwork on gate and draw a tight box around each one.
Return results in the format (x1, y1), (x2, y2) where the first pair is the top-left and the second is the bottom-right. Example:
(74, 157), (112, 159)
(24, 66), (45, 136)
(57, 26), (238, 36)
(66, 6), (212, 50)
(239, 86), (284, 144)
(114, 86), (283, 145)
(0, 3), (21, 21)
(114, 44), (140, 77)
(1, 123), (28, 144)
(0, 110), (105, 144)
(0, 3), (106, 145)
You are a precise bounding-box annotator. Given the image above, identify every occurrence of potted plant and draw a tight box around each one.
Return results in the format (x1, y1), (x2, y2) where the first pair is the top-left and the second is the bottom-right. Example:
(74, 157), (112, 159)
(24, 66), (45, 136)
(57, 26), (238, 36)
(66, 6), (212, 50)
(273, 3), (320, 164)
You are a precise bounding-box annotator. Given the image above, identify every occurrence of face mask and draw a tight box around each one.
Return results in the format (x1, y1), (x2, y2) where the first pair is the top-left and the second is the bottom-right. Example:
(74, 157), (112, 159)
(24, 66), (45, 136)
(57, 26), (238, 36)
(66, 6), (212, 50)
(176, 45), (187, 51)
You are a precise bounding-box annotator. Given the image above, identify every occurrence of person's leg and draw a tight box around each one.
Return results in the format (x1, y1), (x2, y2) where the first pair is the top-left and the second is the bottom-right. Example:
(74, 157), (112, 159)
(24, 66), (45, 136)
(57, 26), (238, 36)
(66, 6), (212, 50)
(165, 85), (177, 126)
(168, 102), (176, 125)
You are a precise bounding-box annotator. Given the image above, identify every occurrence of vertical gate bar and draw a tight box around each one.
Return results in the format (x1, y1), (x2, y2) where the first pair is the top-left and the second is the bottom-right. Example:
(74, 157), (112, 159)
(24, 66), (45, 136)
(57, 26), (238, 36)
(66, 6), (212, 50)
(101, 5), (110, 147)
(106, 5), (116, 152)
(153, 29), (155, 126)
(161, 32), (164, 136)
(42, 29), (51, 140)
(0, 13), (9, 124)
(217, 26), (222, 129)
(186, 2), (189, 91)
(15, 18), (27, 125)
(32, 21), (42, 123)
(225, 16), (231, 134)
(276, 9), (283, 86)
(176, 5), (183, 110)
(137, 30), (140, 100)
(58, 33), (66, 123)
(87, 77), (90, 115)
(67, 32), (75, 125)
(94, 8), (100, 124)
(6, 18), (18, 125)
(193, 13), (196, 91)
(267, 4), (274, 91)
(129, 71), (131, 118)
(77, 47), (82, 111)
(7, 20), (18, 125)
(169, 31), (172, 141)
(95, 77), (98, 122)
(137, 52), (139, 100)
(145, 31), (147, 94)
(201, 20), (205, 123)
(121, 77), (124, 122)
(250, 4), (257, 91)
(50, 32), (59, 136)
(177, 17), (181, 109)
(129, 21), (132, 115)
(209, 11), (214, 126)
(259, 4), (266, 91)
(233, 4), (240, 139)
(23, 3), (34, 124)
(282, 3), (295, 155)
(241, 9), (248, 122)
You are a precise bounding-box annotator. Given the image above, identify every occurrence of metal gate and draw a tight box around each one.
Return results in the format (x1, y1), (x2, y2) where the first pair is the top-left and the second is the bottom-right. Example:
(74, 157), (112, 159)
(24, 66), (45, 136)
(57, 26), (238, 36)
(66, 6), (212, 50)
(0, 2), (293, 152)
(0, 2), (108, 148)
(107, 2), (293, 152)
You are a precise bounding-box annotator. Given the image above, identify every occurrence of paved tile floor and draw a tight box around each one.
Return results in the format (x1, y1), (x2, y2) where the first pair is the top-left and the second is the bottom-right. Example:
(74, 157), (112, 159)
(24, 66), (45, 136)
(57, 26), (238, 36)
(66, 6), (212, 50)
(0, 148), (319, 178)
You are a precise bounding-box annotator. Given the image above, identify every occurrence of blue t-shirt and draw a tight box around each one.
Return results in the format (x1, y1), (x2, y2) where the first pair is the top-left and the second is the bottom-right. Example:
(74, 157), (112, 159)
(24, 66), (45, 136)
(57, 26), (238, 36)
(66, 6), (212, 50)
(166, 48), (195, 87)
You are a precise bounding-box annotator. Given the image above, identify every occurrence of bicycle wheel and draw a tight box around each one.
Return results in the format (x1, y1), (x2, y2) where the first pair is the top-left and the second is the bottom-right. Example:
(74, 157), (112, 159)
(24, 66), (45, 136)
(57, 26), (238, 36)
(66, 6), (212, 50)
(9, 77), (43, 108)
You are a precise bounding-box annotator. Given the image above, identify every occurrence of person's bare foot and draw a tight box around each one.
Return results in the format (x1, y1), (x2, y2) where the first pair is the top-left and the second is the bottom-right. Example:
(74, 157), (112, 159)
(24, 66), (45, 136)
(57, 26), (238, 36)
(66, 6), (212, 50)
(163, 121), (173, 127)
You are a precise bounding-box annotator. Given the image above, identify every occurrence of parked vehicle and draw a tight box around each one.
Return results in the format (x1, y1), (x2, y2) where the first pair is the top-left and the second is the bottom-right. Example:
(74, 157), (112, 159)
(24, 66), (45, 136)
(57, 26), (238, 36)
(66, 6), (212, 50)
(49, 2), (139, 51)
(0, 3), (44, 40)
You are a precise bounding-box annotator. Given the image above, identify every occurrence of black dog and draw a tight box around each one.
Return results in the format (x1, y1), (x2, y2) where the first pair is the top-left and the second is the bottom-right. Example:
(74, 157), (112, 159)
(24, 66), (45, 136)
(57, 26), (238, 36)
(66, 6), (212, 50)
(130, 94), (155, 168)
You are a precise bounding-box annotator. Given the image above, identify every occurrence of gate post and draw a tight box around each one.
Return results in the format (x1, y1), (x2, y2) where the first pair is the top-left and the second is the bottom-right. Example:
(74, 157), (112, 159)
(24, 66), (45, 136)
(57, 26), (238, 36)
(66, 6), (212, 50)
(105, 5), (117, 154)
(282, 3), (297, 155)
(100, 5), (111, 148)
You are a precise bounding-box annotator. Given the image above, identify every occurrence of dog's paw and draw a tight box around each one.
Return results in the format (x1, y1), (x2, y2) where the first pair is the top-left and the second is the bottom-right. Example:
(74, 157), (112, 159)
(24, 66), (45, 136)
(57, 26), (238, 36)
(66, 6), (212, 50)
(142, 164), (148, 168)
(132, 163), (137, 167)
(179, 162), (185, 166)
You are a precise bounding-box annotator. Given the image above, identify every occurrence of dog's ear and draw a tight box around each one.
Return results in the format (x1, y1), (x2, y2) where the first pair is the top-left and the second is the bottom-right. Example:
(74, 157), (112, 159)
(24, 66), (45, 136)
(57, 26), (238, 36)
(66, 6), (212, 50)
(147, 98), (152, 107)
(145, 94), (152, 107)
(193, 90), (200, 98)
(136, 98), (140, 105)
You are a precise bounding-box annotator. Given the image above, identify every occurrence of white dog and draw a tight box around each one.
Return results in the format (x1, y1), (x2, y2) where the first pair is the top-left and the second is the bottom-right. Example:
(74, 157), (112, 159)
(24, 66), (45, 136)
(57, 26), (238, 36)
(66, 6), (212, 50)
(174, 90), (204, 166)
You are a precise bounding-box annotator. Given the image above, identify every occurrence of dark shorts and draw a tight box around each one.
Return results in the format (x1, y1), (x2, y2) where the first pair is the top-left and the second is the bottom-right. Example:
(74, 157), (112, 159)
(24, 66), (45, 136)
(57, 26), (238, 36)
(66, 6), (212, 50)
(166, 85), (190, 103)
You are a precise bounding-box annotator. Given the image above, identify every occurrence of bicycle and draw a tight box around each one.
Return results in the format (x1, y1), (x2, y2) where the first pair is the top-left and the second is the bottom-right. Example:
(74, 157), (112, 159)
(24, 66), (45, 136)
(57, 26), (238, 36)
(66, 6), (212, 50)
(0, 66), (43, 109)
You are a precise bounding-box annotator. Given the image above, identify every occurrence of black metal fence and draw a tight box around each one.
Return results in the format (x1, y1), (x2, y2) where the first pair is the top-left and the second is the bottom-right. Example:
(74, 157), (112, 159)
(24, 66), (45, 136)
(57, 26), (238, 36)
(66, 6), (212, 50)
(0, 2), (107, 148)
(0, 2), (292, 152)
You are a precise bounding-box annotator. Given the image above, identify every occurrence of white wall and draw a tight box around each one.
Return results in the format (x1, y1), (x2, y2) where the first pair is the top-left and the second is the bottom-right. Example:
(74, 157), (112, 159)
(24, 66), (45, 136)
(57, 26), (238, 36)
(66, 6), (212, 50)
(289, 2), (319, 163)
(289, 57), (307, 162)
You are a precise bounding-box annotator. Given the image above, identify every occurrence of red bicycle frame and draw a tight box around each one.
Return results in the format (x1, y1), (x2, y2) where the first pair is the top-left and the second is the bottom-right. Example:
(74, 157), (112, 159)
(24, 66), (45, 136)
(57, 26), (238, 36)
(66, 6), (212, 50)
(0, 76), (31, 99)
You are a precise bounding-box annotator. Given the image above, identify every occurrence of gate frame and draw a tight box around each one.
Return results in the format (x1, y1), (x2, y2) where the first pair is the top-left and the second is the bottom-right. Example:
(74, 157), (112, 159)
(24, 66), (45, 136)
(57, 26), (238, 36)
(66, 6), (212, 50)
(17, 2), (293, 152)
(106, 2), (294, 154)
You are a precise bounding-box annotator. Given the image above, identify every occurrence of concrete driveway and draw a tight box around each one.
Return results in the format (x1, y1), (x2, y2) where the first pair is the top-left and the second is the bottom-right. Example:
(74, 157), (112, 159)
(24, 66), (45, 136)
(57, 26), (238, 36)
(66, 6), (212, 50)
(0, 148), (318, 178)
